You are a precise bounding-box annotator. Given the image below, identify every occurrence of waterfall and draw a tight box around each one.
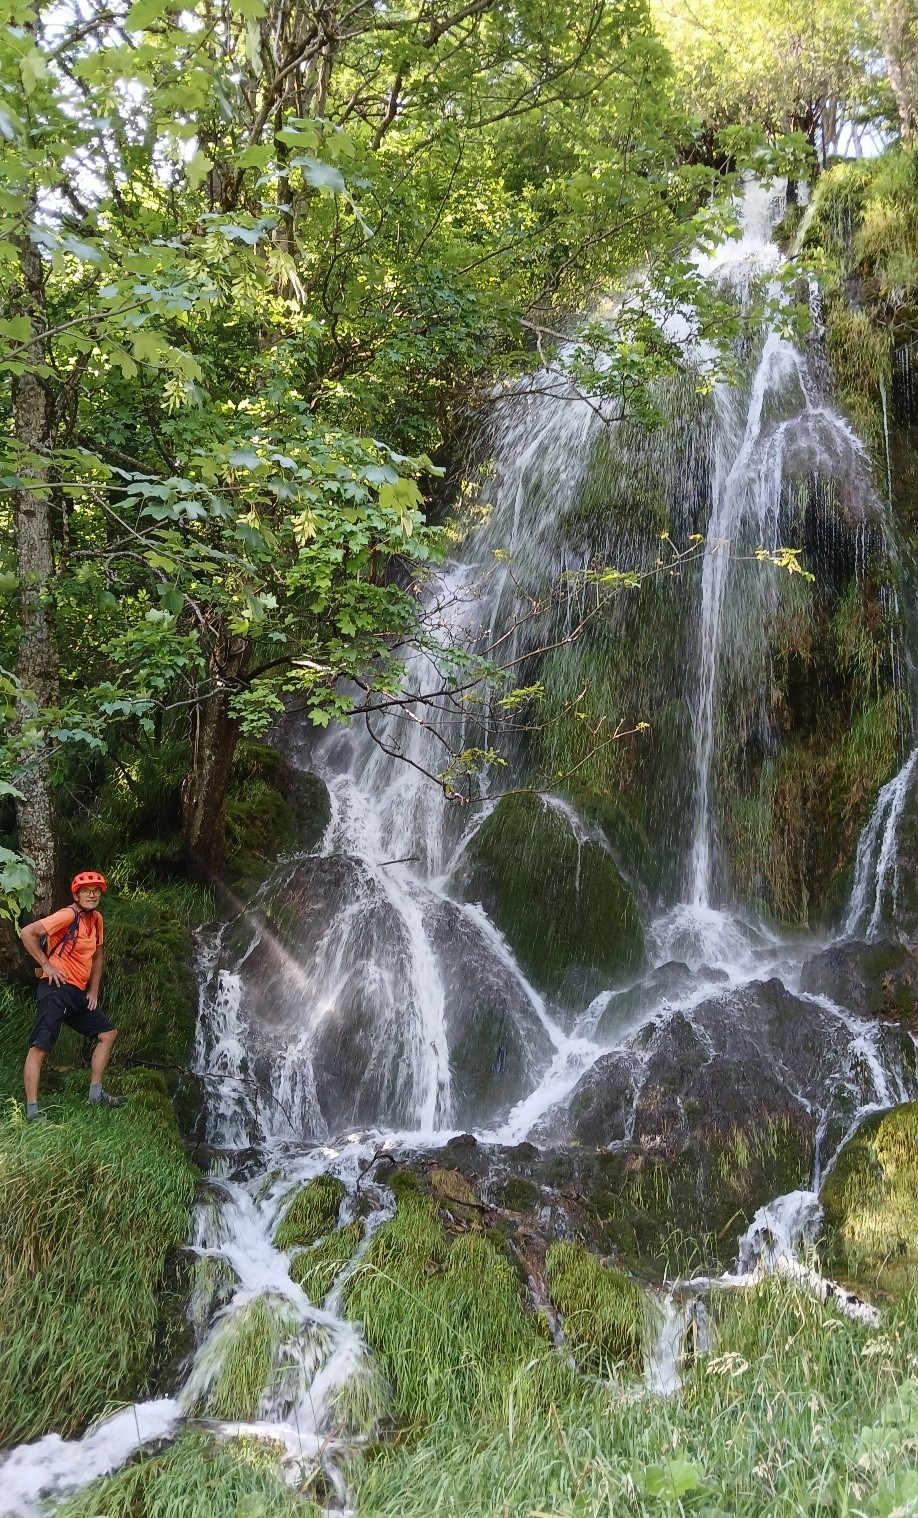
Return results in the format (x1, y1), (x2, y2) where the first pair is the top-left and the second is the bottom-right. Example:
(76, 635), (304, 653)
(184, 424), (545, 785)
(6, 180), (918, 1513)
(843, 744), (918, 938)
(686, 191), (876, 913)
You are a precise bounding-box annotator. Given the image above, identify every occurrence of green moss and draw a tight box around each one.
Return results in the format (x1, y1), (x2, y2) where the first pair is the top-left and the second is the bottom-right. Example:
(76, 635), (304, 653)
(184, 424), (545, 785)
(225, 743), (331, 887)
(198, 1296), (298, 1421)
(344, 1191), (568, 1428)
(461, 792), (644, 995)
(820, 1101), (918, 1292)
(389, 1167), (420, 1197)
(54, 1432), (319, 1518)
(500, 1177), (539, 1211)
(275, 1174), (345, 1250)
(803, 148), (918, 441)
(290, 1220), (363, 1300)
(545, 1241), (649, 1372)
(0, 1070), (196, 1443)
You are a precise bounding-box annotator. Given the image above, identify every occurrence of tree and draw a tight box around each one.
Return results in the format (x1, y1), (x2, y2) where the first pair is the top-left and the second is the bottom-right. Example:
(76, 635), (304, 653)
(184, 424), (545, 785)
(0, 0), (722, 904)
(873, 0), (918, 140)
(651, 0), (878, 160)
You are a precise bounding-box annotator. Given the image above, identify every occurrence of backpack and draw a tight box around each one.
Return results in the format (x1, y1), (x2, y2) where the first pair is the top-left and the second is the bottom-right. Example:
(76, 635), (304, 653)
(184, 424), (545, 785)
(34, 907), (98, 979)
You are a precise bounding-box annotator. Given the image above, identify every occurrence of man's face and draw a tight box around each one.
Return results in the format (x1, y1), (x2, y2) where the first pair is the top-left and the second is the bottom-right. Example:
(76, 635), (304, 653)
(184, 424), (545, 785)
(75, 886), (102, 909)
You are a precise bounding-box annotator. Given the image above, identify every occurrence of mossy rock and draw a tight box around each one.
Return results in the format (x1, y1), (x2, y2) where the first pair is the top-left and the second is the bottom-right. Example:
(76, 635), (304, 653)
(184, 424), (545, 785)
(224, 742), (331, 889)
(545, 1241), (649, 1371)
(820, 1101), (918, 1294)
(290, 1221), (363, 1300)
(275, 1175), (345, 1250)
(460, 792), (644, 998)
(800, 939), (918, 1023)
(500, 1177), (540, 1212)
(428, 1166), (480, 1207)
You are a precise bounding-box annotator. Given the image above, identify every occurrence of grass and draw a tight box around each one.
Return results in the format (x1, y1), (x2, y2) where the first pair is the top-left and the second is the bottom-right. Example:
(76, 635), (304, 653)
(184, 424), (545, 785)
(821, 1102), (918, 1293)
(275, 1174), (346, 1250)
(544, 1241), (651, 1373)
(187, 1294), (300, 1421)
(349, 1274), (918, 1518)
(290, 1220), (363, 1300)
(344, 1189), (575, 1430)
(0, 1070), (196, 1444)
(55, 1432), (321, 1518)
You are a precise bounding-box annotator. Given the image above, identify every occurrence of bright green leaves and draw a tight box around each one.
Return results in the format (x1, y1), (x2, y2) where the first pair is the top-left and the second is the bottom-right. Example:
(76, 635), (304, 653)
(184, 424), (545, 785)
(124, 0), (179, 30)
(185, 148), (213, 192)
(18, 47), (48, 96)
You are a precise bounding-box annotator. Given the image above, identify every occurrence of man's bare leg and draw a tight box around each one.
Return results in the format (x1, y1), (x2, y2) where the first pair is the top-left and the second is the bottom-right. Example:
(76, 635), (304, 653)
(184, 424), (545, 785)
(23, 1045), (46, 1106)
(88, 1030), (124, 1106)
(89, 1028), (117, 1087)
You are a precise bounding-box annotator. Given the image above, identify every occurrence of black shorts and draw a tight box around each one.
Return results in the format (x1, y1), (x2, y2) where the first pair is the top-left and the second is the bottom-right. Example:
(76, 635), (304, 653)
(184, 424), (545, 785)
(29, 982), (115, 1052)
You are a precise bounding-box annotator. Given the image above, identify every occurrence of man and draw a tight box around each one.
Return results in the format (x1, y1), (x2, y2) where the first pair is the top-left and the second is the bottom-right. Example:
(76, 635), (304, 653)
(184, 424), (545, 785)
(20, 870), (125, 1121)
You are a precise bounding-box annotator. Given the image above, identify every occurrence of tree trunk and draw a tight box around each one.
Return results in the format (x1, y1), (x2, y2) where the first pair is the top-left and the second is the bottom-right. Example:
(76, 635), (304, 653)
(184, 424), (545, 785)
(874, 0), (918, 142)
(182, 637), (250, 884)
(12, 220), (62, 915)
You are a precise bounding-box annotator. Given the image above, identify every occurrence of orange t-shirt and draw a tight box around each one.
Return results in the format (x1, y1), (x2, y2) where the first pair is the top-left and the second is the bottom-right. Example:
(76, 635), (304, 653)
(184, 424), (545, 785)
(37, 907), (104, 990)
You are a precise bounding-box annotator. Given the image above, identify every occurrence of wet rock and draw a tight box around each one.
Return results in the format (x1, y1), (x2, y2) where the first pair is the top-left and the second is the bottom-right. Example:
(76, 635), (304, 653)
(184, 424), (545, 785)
(893, 763), (918, 937)
(591, 960), (715, 1042)
(549, 979), (845, 1151)
(426, 897), (555, 1123)
(458, 792), (644, 1004)
(800, 938), (918, 1023)
(219, 855), (554, 1134)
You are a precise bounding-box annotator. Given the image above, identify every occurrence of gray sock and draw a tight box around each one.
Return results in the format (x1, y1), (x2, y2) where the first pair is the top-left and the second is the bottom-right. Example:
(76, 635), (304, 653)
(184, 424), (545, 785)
(88, 1083), (102, 1102)
(26, 1101), (39, 1119)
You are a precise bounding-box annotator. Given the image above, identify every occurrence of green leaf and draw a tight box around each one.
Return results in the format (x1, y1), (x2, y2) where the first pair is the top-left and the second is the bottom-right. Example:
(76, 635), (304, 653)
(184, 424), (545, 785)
(186, 148), (213, 191)
(126, 0), (174, 26)
(293, 157), (347, 195)
(19, 49), (49, 96)
(641, 1459), (704, 1499)
(158, 584), (185, 615)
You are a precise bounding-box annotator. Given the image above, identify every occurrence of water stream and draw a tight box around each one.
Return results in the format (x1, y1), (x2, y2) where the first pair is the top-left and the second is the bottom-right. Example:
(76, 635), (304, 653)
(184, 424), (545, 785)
(4, 182), (916, 1515)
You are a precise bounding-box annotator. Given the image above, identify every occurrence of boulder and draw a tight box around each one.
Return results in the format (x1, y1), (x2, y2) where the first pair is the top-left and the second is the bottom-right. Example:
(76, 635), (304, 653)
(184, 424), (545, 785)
(214, 855), (554, 1136)
(800, 938), (918, 1023)
(539, 978), (915, 1163)
(590, 959), (728, 1043)
(458, 792), (644, 1005)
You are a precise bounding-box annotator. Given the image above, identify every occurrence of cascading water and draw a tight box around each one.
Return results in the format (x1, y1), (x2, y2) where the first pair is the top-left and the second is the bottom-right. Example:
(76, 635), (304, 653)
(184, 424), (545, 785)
(6, 181), (918, 1513)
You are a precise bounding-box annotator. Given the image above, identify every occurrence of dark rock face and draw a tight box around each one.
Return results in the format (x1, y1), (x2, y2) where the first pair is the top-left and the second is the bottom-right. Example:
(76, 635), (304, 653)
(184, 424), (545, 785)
(591, 960), (727, 1042)
(800, 938), (918, 1023)
(540, 978), (915, 1161)
(458, 792), (645, 1006)
(219, 855), (553, 1134)
(425, 897), (554, 1123)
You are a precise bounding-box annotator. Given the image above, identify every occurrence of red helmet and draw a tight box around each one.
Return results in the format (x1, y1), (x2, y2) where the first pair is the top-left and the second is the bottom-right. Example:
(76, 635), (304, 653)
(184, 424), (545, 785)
(71, 871), (107, 895)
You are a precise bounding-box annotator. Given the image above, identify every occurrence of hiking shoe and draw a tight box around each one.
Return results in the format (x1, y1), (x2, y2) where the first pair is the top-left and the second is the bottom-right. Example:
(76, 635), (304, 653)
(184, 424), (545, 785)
(87, 1090), (126, 1108)
(25, 1108), (47, 1123)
